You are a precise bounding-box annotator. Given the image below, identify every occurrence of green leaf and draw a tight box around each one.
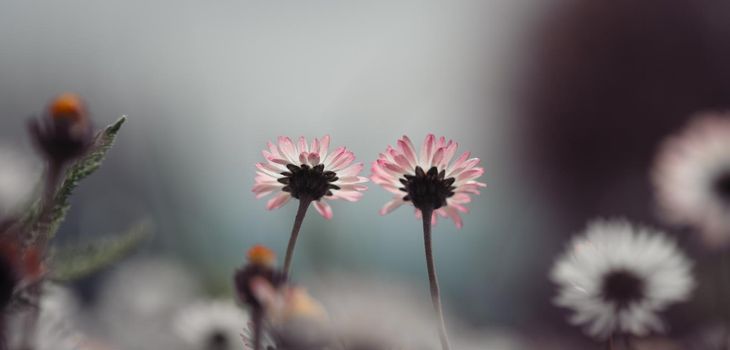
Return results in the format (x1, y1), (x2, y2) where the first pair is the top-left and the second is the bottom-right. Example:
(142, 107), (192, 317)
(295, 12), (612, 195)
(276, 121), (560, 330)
(50, 220), (152, 282)
(22, 116), (127, 244)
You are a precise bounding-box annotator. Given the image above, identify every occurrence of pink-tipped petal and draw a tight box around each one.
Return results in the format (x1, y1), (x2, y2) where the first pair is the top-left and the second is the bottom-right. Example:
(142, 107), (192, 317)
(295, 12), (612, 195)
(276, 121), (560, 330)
(441, 142), (459, 168)
(320, 135), (331, 159)
(442, 206), (463, 228)
(431, 147), (445, 168)
(457, 168), (485, 182)
(266, 193), (291, 210)
(314, 201), (333, 220)
(339, 163), (364, 177)
(277, 137), (297, 163)
(398, 137), (418, 166)
(308, 152), (321, 166)
(299, 152), (310, 166)
(311, 138), (321, 156)
(298, 136), (308, 154)
(380, 198), (404, 215)
(420, 134), (435, 166)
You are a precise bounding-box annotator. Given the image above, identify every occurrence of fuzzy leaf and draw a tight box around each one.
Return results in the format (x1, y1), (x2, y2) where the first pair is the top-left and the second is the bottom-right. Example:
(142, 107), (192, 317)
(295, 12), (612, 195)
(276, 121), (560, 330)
(50, 220), (152, 281)
(22, 116), (127, 244)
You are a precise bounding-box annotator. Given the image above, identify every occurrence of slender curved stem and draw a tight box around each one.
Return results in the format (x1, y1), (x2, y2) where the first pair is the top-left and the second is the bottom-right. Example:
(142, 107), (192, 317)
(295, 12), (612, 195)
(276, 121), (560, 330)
(421, 209), (451, 350)
(251, 307), (263, 350)
(283, 198), (312, 278)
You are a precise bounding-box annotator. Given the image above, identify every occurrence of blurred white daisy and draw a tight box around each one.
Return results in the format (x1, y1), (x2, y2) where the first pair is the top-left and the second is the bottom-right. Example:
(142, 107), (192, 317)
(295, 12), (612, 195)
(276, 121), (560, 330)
(174, 300), (247, 350)
(96, 257), (201, 350)
(0, 146), (38, 216)
(652, 113), (730, 246)
(550, 219), (694, 339)
(7, 284), (85, 350)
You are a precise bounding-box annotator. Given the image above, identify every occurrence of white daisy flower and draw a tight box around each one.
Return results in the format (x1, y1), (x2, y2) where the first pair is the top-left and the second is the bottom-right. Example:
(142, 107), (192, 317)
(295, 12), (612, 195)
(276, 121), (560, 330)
(8, 284), (85, 350)
(0, 146), (38, 216)
(97, 258), (200, 350)
(550, 219), (694, 339)
(652, 113), (730, 247)
(174, 300), (248, 350)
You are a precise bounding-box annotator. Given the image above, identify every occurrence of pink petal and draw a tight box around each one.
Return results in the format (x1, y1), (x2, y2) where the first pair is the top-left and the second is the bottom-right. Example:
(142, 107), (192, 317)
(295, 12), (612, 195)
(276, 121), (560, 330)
(266, 155), (289, 165)
(266, 193), (291, 210)
(311, 138), (321, 156)
(380, 198), (404, 215)
(338, 163), (364, 177)
(330, 153), (354, 171)
(338, 176), (369, 184)
(457, 168), (485, 181)
(277, 137), (297, 163)
(324, 146), (345, 166)
(320, 135), (331, 159)
(330, 191), (363, 202)
(267, 141), (282, 158)
(308, 152), (321, 166)
(449, 151), (471, 171)
(420, 134), (435, 166)
(431, 147), (445, 168)
(398, 136), (418, 166)
(393, 154), (412, 171)
(298, 136), (308, 154)
(314, 201), (333, 220)
(443, 206), (463, 228)
(256, 162), (283, 175)
(441, 142), (458, 168)
(252, 183), (282, 198)
(299, 152), (310, 166)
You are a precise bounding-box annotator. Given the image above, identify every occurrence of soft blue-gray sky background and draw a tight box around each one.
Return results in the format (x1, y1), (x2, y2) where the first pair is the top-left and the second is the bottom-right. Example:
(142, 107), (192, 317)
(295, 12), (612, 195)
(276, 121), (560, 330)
(0, 0), (554, 327)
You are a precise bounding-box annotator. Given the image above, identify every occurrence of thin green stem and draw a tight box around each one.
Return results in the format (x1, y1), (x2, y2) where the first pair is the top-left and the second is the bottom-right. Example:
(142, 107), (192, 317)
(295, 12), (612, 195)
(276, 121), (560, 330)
(422, 209), (451, 350)
(283, 198), (312, 278)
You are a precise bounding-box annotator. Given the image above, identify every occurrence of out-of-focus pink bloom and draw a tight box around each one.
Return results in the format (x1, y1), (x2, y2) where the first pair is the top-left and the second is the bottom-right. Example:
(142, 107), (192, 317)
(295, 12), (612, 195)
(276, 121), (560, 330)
(652, 113), (730, 247)
(252, 136), (367, 219)
(371, 134), (485, 228)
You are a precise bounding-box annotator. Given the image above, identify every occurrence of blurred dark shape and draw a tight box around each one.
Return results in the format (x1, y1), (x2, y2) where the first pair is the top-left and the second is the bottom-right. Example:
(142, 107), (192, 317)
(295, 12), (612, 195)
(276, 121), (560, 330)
(234, 245), (283, 311)
(516, 0), (730, 338)
(28, 93), (93, 171)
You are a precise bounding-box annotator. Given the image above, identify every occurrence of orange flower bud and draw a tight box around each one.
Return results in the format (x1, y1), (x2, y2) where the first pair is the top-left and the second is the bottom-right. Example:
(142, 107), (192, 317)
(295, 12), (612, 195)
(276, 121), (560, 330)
(49, 93), (86, 122)
(247, 245), (276, 267)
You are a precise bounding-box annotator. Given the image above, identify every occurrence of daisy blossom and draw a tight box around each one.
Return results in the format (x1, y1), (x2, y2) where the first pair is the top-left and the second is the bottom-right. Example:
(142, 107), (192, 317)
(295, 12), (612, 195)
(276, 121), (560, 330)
(174, 300), (247, 350)
(252, 135), (367, 219)
(652, 113), (730, 247)
(252, 136), (367, 277)
(551, 219), (694, 340)
(371, 134), (485, 228)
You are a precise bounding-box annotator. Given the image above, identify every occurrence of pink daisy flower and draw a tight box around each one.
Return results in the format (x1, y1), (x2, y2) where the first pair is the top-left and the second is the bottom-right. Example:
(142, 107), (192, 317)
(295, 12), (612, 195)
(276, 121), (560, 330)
(252, 135), (367, 277)
(371, 134), (486, 228)
(253, 135), (367, 219)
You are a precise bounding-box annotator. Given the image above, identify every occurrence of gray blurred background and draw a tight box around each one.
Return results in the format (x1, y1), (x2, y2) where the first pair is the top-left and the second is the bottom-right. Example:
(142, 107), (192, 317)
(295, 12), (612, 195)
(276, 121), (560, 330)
(3, 0), (730, 344)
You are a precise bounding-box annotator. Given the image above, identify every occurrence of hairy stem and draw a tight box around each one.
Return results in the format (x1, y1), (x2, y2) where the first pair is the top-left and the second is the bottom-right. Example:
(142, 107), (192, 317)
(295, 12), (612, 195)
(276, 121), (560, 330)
(422, 209), (451, 350)
(283, 198), (312, 278)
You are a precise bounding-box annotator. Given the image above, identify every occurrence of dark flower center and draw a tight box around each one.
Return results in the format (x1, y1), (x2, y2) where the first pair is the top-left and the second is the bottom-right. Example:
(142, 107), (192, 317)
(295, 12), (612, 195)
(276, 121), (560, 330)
(279, 163), (339, 200)
(713, 170), (730, 204)
(601, 269), (645, 308)
(399, 166), (456, 211)
(206, 330), (229, 350)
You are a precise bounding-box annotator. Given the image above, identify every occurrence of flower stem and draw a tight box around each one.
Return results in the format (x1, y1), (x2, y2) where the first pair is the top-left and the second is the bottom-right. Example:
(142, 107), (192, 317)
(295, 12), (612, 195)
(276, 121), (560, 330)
(283, 198), (312, 278)
(251, 307), (263, 350)
(421, 209), (451, 350)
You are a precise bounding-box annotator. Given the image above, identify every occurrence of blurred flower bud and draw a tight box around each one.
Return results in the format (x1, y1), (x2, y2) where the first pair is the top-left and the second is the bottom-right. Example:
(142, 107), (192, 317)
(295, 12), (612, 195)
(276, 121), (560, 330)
(234, 245), (283, 310)
(28, 93), (93, 167)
